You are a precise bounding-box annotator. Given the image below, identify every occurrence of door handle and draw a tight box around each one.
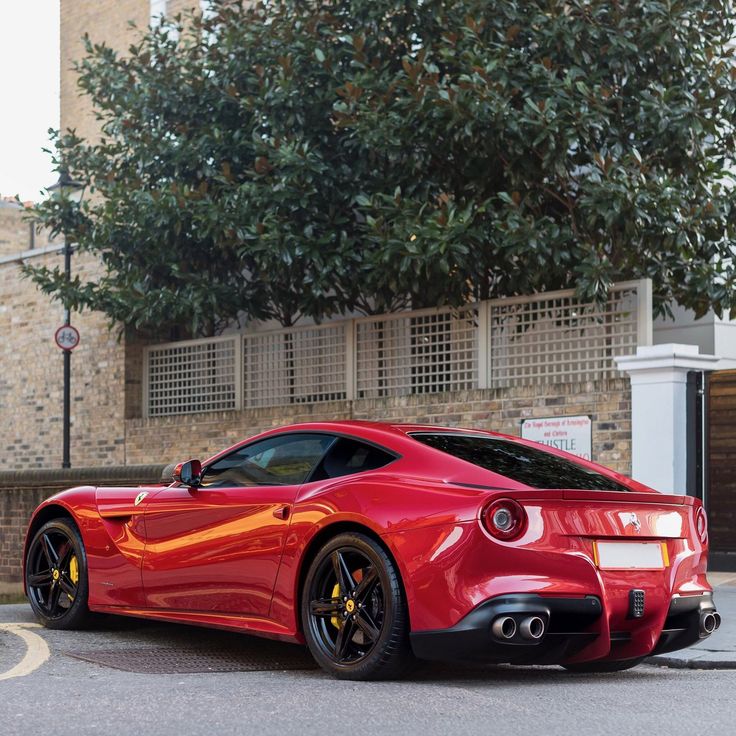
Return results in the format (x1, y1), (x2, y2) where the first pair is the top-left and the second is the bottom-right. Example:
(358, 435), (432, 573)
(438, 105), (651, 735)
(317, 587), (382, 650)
(272, 505), (290, 521)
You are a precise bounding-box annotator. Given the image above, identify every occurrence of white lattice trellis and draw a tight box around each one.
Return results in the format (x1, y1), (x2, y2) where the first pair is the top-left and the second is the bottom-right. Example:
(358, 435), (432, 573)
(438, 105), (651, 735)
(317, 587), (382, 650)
(243, 323), (348, 408)
(145, 336), (240, 417)
(486, 281), (650, 388)
(355, 306), (479, 399)
(143, 280), (652, 416)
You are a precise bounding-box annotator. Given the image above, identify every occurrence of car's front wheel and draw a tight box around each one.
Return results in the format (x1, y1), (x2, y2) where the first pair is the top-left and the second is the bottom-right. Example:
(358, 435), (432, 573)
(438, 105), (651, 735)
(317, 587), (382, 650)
(25, 518), (92, 629)
(301, 532), (412, 680)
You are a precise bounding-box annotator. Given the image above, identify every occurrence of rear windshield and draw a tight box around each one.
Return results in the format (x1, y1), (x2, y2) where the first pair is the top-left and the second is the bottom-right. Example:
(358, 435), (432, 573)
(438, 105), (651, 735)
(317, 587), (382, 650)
(410, 433), (630, 491)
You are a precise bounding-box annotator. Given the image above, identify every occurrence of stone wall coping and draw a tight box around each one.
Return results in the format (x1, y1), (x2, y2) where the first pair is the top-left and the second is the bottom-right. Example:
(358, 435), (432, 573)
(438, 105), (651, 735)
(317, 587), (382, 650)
(0, 242), (64, 267)
(0, 464), (167, 489)
(615, 343), (721, 375)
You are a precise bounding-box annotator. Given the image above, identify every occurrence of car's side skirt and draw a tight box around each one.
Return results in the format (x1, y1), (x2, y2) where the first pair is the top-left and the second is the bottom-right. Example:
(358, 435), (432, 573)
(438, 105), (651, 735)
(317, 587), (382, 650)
(89, 604), (304, 644)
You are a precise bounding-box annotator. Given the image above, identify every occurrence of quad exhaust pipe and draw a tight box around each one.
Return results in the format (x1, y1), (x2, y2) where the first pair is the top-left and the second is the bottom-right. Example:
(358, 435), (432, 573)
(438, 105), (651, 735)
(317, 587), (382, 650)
(491, 616), (517, 640)
(700, 611), (721, 636)
(491, 615), (546, 641)
(519, 615), (546, 640)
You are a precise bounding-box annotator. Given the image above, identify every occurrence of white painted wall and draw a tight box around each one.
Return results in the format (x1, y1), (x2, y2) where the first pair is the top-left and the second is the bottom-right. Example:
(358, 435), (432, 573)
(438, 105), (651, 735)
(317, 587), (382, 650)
(615, 344), (720, 494)
(150, 0), (167, 24)
(655, 304), (736, 365)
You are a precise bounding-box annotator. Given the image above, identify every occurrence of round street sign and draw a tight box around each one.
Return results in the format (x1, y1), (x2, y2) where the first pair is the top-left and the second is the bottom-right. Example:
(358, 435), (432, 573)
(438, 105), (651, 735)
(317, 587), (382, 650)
(55, 324), (80, 351)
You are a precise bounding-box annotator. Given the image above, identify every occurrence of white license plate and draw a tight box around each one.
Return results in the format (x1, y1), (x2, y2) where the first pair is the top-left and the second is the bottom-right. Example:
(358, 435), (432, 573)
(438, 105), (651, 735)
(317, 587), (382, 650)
(594, 541), (667, 570)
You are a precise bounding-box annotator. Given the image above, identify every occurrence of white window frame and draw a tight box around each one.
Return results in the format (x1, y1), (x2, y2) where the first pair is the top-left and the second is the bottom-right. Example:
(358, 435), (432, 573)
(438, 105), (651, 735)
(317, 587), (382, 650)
(200, 0), (217, 20)
(150, 0), (167, 24)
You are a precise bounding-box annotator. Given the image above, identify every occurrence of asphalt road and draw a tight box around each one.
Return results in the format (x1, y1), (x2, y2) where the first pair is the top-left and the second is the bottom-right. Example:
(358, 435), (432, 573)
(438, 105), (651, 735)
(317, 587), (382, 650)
(1, 602), (734, 736)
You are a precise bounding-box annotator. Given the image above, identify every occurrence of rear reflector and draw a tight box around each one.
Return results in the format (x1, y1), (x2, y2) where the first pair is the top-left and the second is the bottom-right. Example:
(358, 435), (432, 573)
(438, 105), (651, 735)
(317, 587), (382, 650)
(696, 507), (708, 543)
(629, 589), (645, 618)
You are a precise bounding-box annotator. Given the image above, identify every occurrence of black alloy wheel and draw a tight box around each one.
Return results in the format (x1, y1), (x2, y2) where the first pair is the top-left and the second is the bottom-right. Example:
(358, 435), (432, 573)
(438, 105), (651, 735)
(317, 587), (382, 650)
(26, 518), (92, 629)
(302, 532), (412, 680)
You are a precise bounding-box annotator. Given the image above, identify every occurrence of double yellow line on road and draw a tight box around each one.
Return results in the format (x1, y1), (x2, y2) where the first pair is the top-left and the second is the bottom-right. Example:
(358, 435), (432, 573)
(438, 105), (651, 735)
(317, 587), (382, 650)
(0, 623), (50, 681)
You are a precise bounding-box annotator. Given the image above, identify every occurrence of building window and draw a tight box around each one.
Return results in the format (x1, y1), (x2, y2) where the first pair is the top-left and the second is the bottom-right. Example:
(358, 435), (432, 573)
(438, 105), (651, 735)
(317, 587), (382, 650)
(150, 0), (167, 23)
(200, 0), (217, 20)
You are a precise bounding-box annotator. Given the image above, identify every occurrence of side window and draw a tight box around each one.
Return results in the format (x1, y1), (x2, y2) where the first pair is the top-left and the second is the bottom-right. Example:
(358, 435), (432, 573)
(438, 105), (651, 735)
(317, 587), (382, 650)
(310, 437), (395, 482)
(201, 434), (335, 487)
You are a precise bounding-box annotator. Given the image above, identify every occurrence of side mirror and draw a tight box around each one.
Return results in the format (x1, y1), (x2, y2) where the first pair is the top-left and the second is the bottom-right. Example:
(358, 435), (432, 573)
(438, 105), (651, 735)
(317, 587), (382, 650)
(173, 459), (202, 488)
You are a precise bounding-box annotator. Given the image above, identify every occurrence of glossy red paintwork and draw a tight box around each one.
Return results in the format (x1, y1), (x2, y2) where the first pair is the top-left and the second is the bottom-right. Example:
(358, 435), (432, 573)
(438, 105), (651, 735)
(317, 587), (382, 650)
(24, 420), (712, 662)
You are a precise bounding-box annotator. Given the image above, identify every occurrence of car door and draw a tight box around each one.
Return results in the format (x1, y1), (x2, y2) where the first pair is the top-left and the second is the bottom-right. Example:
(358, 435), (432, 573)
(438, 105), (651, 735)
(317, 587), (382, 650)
(141, 432), (335, 616)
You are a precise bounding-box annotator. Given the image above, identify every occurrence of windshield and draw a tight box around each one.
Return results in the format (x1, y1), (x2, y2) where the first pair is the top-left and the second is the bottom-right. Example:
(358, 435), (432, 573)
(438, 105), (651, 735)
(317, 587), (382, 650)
(410, 433), (630, 491)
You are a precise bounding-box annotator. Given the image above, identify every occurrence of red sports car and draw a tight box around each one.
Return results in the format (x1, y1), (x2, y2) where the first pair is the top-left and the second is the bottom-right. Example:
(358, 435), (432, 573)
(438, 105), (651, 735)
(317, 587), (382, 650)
(23, 421), (719, 679)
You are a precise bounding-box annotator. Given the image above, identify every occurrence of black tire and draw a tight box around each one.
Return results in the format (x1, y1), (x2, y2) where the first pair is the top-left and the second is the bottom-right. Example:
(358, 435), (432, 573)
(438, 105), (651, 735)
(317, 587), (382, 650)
(563, 657), (645, 673)
(25, 518), (93, 630)
(301, 532), (413, 680)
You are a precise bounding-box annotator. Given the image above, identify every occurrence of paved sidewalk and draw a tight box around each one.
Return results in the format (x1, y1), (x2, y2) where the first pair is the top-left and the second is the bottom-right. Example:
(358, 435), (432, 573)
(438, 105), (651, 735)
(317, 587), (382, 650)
(647, 573), (736, 669)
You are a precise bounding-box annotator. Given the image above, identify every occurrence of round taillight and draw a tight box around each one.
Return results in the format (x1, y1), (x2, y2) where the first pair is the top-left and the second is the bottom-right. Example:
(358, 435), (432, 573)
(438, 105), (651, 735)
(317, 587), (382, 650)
(696, 507), (708, 543)
(483, 498), (527, 540)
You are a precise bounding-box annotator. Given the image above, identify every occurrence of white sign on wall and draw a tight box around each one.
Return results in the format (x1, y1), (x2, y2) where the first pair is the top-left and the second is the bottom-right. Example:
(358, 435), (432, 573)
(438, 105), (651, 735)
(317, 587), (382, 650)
(521, 415), (593, 460)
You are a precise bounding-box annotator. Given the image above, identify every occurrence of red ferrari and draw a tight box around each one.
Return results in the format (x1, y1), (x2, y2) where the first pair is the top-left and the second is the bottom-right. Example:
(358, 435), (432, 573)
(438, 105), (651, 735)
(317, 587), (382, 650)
(24, 421), (719, 679)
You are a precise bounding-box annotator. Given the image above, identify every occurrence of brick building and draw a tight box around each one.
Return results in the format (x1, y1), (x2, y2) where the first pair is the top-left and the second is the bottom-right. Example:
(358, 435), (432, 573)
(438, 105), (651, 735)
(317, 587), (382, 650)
(0, 200), (34, 258)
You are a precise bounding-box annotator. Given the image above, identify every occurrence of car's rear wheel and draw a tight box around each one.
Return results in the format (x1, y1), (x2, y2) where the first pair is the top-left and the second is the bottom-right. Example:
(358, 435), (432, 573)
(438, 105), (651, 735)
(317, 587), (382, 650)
(301, 532), (412, 680)
(563, 657), (645, 673)
(25, 518), (92, 629)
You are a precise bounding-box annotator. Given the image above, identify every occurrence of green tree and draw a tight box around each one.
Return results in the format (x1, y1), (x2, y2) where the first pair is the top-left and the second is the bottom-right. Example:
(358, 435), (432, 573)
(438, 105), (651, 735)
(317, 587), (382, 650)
(27, 0), (736, 336)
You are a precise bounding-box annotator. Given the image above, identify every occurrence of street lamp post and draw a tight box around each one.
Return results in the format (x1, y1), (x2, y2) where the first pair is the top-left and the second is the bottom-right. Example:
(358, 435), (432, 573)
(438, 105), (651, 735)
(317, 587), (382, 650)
(48, 169), (85, 469)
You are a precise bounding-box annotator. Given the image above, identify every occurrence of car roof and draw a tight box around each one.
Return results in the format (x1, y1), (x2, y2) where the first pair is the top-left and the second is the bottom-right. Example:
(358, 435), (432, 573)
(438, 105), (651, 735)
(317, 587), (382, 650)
(260, 420), (505, 442)
(202, 420), (503, 465)
(200, 419), (649, 494)
(267, 419), (498, 434)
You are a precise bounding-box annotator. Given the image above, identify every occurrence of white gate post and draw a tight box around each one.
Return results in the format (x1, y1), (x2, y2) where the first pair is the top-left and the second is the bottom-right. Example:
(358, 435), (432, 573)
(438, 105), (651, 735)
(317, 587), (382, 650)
(615, 344), (719, 494)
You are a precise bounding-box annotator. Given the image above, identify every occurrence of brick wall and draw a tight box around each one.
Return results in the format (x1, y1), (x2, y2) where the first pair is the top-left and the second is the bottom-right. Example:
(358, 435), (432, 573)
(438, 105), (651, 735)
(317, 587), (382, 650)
(166, 0), (201, 16)
(0, 487), (52, 586)
(0, 202), (61, 259)
(125, 379), (632, 475)
(59, 0), (204, 151)
(0, 202), (31, 258)
(61, 0), (147, 139)
(0, 250), (128, 468)
(0, 465), (165, 585)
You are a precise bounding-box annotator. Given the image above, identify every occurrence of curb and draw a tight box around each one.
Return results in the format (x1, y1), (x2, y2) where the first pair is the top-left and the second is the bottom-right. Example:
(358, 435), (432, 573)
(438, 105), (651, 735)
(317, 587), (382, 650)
(646, 656), (736, 670)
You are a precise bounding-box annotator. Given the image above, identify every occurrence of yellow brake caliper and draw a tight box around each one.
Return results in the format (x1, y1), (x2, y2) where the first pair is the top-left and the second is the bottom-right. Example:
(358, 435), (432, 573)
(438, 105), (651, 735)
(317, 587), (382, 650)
(68, 555), (79, 600)
(330, 583), (341, 629)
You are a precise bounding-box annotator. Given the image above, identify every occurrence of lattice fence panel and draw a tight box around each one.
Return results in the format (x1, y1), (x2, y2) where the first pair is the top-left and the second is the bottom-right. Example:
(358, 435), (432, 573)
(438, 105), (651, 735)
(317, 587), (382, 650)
(146, 337), (239, 416)
(355, 307), (478, 399)
(243, 324), (347, 408)
(144, 280), (650, 415)
(488, 286), (640, 387)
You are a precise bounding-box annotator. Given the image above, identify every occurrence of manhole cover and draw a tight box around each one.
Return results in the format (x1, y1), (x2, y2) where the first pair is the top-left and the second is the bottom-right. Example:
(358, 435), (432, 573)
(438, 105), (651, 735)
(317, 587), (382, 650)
(64, 644), (317, 674)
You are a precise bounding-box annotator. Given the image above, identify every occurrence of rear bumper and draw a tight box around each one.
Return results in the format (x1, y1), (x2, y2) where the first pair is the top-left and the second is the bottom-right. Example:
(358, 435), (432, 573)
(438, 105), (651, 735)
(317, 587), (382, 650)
(410, 594), (602, 664)
(651, 592), (719, 656)
(410, 592), (718, 665)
